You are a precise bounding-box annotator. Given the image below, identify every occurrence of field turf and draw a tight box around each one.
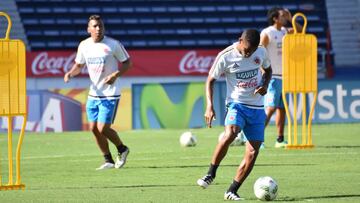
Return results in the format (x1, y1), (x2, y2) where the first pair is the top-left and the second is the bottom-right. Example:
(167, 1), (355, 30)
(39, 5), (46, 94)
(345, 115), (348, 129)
(0, 123), (359, 202)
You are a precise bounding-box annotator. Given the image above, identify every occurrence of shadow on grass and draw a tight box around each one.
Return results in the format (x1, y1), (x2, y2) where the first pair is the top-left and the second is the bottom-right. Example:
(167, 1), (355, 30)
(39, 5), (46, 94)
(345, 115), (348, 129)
(318, 145), (360, 148)
(29, 183), (216, 191)
(127, 163), (315, 169)
(277, 194), (360, 201)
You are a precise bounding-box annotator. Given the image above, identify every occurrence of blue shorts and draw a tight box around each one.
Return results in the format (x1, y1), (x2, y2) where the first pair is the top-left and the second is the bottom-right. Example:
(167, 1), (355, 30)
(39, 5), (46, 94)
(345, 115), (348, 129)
(224, 102), (266, 142)
(264, 78), (284, 108)
(86, 99), (119, 124)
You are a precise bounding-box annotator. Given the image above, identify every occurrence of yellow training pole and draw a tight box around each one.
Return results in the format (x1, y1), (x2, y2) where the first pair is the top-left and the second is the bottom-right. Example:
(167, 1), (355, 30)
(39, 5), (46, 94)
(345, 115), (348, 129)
(282, 13), (318, 149)
(0, 11), (27, 190)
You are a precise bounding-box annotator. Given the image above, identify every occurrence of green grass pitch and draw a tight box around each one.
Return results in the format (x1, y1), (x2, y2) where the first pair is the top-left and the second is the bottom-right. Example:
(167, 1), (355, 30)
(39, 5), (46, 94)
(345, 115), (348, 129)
(0, 123), (359, 202)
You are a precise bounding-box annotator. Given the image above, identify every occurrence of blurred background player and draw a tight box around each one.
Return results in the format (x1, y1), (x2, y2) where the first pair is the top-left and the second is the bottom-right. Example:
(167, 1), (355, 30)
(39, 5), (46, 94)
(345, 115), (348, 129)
(197, 29), (272, 200)
(64, 15), (132, 170)
(260, 7), (302, 148)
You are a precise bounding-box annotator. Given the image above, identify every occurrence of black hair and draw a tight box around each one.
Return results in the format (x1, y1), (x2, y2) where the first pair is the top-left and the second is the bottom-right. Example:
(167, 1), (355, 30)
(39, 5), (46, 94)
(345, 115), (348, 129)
(267, 7), (282, 25)
(241, 29), (260, 48)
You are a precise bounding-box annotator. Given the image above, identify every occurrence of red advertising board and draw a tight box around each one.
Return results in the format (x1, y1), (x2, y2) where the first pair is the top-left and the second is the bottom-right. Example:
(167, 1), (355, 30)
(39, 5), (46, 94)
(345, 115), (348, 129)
(26, 49), (220, 77)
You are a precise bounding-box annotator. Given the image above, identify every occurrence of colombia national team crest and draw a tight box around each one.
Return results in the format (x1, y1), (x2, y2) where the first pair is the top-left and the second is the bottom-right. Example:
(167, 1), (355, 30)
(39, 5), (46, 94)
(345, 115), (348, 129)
(253, 56), (261, 65)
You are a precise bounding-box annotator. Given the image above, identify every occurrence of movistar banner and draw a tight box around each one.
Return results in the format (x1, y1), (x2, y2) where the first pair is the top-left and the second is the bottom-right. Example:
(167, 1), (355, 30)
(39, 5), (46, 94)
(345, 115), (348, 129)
(132, 80), (360, 129)
(132, 83), (222, 129)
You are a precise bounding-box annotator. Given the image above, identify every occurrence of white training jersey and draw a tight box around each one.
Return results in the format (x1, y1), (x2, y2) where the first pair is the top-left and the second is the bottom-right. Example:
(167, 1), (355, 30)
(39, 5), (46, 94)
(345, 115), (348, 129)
(209, 42), (271, 109)
(260, 26), (287, 79)
(75, 36), (130, 100)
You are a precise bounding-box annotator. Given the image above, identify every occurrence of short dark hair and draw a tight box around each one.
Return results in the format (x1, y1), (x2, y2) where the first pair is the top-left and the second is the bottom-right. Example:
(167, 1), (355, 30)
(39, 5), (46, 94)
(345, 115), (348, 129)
(241, 29), (260, 48)
(267, 7), (281, 25)
(88, 14), (102, 23)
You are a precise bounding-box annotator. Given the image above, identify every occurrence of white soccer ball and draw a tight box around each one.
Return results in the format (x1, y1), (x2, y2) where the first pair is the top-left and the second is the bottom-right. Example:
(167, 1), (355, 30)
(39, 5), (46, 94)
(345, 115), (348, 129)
(253, 176), (278, 201)
(180, 131), (197, 147)
(218, 131), (245, 146)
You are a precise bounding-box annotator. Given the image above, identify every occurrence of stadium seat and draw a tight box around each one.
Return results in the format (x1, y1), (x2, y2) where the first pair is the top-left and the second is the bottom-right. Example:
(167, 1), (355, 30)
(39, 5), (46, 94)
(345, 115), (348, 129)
(15, 0), (331, 52)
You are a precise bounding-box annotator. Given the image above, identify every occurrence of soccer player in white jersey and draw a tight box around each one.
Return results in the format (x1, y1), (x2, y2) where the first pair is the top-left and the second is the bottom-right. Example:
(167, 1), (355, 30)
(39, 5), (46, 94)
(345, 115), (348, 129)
(197, 29), (272, 201)
(64, 15), (132, 170)
(260, 7), (302, 148)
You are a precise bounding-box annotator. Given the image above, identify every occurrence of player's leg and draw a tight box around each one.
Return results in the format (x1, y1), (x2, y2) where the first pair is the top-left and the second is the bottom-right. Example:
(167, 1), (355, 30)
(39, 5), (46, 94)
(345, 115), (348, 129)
(197, 125), (239, 188)
(264, 78), (277, 127)
(224, 140), (262, 200)
(211, 125), (239, 165)
(86, 99), (114, 170)
(97, 99), (129, 168)
(224, 106), (265, 200)
(273, 79), (287, 148)
(197, 103), (243, 189)
(275, 108), (286, 147)
(265, 106), (276, 127)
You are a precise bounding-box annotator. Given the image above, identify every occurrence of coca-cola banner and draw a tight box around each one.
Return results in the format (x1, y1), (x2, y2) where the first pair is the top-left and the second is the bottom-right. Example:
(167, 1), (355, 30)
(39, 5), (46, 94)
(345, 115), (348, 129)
(26, 49), (220, 77)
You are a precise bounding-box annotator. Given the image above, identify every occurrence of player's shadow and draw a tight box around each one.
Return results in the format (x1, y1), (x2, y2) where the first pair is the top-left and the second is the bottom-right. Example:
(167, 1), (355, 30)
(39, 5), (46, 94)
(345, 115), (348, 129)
(276, 194), (360, 201)
(128, 163), (315, 169)
(318, 145), (360, 148)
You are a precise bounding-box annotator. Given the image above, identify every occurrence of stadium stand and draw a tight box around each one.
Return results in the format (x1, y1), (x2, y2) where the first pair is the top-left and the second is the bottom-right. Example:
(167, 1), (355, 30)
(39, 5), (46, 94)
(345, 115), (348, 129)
(10, 0), (334, 72)
(15, 0), (329, 50)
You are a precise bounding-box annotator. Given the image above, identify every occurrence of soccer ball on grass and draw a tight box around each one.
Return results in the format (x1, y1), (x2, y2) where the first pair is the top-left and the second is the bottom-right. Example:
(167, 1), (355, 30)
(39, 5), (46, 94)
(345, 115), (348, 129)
(253, 176), (278, 201)
(179, 131), (197, 147)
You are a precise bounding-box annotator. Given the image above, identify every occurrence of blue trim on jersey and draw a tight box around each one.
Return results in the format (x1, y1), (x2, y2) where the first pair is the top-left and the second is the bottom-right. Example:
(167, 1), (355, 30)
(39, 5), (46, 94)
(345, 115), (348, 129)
(224, 102), (266, 142)
(264, 78), (284, 108)
(86, 99), (119, 124)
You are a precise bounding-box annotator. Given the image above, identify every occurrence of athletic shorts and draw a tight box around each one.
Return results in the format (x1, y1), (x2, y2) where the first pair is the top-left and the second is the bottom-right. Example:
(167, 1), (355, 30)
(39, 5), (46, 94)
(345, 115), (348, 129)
(86, 99), (119, 124)
(224, 102), (266, 142)
(264, 78), (284, 108)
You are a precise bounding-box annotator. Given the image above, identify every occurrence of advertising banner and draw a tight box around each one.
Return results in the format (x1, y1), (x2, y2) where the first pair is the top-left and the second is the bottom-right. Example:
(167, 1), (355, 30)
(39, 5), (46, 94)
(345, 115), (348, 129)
(0, 90), (82, 132)
(132, 80), (360, 129)
(26, 50), (219, 77)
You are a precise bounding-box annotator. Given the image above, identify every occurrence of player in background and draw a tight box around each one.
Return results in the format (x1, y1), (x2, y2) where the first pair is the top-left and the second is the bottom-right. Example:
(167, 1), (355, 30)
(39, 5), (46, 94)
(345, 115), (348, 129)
(64, 15), (132, 170)
(197, 29), (272, 200)
(260, 7), (302, 148)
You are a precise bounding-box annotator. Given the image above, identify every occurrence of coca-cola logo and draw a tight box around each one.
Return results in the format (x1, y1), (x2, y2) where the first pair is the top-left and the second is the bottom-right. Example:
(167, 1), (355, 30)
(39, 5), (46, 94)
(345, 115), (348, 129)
(179, 51), (215, 74)
(31, 52), (88, 75)
(237, 78), (258, 88)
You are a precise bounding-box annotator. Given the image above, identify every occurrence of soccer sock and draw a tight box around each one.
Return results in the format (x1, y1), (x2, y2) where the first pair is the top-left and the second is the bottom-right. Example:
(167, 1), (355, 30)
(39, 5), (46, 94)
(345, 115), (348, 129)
(207, 164), (219, 178)
(277, 135), (284, 142)
(117, 144), (128, 154)
(104, 154), (114, 164)
(227, 180), (241, 193)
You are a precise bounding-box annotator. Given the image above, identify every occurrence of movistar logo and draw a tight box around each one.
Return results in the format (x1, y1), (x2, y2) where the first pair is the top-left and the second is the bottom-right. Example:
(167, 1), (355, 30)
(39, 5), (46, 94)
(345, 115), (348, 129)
(139, 83), (205, 128)
(236, 69), (258, 79)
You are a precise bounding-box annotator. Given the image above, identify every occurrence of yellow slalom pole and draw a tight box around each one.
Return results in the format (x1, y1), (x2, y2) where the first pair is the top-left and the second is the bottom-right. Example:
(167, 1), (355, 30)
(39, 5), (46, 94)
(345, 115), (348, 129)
(7, 116), (13, 185)
(0, 12), (12, 40)
(282, 92), (292, 146)
(16, 115), (27, 186)
(302, 93), (307, 145)
(293, 93), (297, 145)
(307, 93), (317, 146)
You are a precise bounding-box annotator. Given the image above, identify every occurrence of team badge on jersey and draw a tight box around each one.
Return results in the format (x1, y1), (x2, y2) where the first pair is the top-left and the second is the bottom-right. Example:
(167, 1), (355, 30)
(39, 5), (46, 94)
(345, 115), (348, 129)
(104, 47), (110, 54)
(253, 57), (261, 65)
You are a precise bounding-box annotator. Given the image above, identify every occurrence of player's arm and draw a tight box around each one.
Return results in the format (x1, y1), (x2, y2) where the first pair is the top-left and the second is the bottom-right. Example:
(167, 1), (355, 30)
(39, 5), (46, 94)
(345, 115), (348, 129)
(104, 58), (133, 85)
(284, 9), (303, 34)
(255, 66), (272, 96)
(260, 33), (269, 48)
(64, 63), (85, 83)
(205, 76), (216, 128)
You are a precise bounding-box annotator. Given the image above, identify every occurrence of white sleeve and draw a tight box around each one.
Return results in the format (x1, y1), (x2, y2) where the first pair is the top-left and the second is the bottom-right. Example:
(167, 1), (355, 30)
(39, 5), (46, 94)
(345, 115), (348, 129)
(114, 41), (130, 62)
(262, 48), (271, 69)
(74, 42), (85, 64)
(209, 53), (226, 79)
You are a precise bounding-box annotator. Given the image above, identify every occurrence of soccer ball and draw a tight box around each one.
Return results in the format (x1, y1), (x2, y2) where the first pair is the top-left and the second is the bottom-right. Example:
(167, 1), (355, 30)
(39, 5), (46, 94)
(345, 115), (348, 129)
(218, 131), (245, 146)
(253, 176), (278, 201)
(180, 131), (197, 147)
